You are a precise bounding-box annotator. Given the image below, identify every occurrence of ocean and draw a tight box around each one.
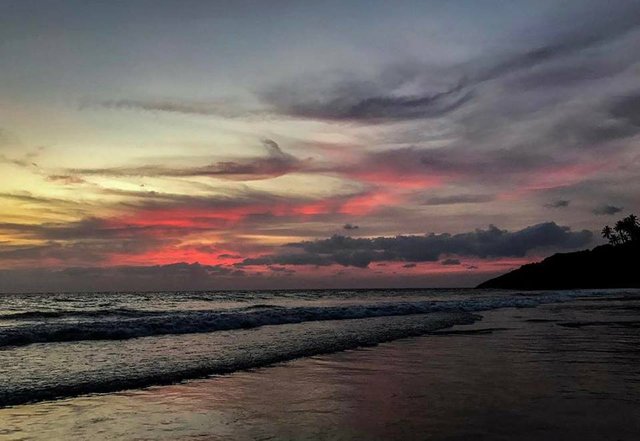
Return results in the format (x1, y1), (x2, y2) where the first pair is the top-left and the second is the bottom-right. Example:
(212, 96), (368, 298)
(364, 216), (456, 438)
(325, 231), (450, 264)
(1, 288), (640, 440)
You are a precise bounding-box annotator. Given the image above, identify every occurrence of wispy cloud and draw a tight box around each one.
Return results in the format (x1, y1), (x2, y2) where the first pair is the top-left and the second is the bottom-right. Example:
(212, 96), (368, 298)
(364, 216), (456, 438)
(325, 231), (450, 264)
(592, 204), (623, 215)
(261, 80), (473, 122)
(545, 200), (570, 208)
(98, 98), (265, 119)
(424, 194), (495, 206)
(69, 139), (307, 181)
(257, 6), (640, 124)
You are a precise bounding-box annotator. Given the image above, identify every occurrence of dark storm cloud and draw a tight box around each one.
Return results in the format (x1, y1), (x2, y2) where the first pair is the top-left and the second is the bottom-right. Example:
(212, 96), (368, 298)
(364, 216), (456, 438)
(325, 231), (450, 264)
(441, 258), (461, 266)
(592, 204), (623, 215)
(70, 139), (305, 181)
(545, 200), (570, 208)
(239, 222), (593, 268)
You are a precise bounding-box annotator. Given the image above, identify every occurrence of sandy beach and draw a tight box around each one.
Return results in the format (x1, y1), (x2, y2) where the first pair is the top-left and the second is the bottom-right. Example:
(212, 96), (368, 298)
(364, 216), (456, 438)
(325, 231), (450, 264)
(2, 291), (639, 440)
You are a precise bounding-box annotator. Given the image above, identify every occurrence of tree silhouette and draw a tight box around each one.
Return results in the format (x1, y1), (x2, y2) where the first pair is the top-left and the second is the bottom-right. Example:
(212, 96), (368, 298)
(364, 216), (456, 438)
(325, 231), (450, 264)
(603, 214), (640, 246)
(601, 225), (613, 241)
(626, 214), (639, 241)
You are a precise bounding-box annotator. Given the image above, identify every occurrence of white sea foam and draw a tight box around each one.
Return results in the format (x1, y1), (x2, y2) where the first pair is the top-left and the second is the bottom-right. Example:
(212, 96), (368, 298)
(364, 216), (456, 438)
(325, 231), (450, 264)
(0, 289), (609, 348)
(1, 288), (631, 407)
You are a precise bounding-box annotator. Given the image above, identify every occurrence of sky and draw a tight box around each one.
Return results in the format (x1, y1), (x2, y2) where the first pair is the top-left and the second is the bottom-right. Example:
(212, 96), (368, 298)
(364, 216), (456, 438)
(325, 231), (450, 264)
(1, 0), (639, 292)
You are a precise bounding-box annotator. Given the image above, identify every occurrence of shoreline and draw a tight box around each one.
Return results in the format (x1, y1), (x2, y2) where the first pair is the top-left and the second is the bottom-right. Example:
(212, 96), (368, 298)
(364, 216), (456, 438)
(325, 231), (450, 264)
(1, 312), (477, 408)
(3, 295), (639, 440)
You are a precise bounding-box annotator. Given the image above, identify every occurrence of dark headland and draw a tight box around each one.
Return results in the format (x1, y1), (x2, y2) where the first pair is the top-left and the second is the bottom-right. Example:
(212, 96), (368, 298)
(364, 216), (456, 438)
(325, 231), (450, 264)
(478, 215), (640, 290)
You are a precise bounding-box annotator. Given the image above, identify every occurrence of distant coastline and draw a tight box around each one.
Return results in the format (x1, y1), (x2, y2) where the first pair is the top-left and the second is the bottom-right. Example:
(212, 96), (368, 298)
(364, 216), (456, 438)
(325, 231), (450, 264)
(478, 214), (640, 290)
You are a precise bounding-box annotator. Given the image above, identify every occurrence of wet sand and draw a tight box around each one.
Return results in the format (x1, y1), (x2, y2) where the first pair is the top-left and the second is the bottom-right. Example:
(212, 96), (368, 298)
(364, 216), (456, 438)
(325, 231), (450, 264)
(2, 295), (640, 440)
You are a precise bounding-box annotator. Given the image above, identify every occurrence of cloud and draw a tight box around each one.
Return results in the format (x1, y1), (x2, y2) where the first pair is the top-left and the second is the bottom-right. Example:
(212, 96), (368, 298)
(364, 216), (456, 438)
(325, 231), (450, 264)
(46, 174), (86, 185)
(609, 92), (640, 127)
(267, 265), (295, 274)
(0, 192), (76, 205)
(218, 253), (242, 259)
(0, 192), (90, 217)
(69, 17), (640, 203)
(339, 145), (591, 191)
(239, 222), (593, 268)
(0, 154), (29, 167)
(70, 139), (306, 181)
(475, 8), (640, 86)
(3, 2), (639, 291)
(441, 258), (461, 266)
(0, 180), (404, 268)
(98, 98), (263, 119)
(424, 194), (495, 205)
(0, 217), (180, 265)
(262, 78), (473, 122)
(0, 184), (392, 268)
(0, 262), (242, 293)
(592, 204), (623, 215)
(0, 217), (159, 241)
(239, 253), (333, 267)
(545, 200), (570, 208)
(257, 5), (640, 124)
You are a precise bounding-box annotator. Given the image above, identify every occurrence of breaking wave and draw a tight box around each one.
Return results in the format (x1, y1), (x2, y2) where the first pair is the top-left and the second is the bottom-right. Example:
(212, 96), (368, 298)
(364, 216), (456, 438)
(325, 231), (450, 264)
(0, 312), (476, 407)
(0, 290), (601, 348)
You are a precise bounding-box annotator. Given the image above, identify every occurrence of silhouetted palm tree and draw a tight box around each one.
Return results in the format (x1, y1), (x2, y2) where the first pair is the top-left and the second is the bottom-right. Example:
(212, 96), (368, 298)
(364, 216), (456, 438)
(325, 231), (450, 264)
(605, 214), (639, 245)
(614, 220), (629, 243)
(625, 214), (639, 241)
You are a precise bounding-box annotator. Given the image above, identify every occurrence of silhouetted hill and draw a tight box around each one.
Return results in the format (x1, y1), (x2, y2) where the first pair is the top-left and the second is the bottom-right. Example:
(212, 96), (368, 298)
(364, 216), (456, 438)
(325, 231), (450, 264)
(477, 241), (640, 290)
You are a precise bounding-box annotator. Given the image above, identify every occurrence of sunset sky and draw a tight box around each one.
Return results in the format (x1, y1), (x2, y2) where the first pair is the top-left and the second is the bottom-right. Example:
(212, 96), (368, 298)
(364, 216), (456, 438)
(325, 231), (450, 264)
(1, 0), (639, 291)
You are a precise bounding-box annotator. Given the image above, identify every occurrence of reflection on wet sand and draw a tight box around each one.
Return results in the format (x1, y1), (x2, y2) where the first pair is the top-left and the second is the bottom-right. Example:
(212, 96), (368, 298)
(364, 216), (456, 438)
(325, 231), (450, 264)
(2, 296), (640, 441)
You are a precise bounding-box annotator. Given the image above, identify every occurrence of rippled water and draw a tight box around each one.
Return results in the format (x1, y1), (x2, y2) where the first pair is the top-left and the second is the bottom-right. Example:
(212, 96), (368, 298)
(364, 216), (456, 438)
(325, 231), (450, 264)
(2, 291), (639, 440)
(1, 288), (637, 411)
